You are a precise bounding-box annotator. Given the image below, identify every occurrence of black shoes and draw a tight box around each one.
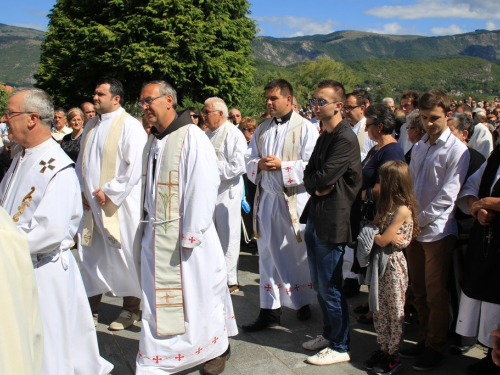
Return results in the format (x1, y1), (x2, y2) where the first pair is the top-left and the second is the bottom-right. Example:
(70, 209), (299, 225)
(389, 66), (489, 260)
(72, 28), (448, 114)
(373, 353), (402, 375)
(412, 347), (443, 372)
(241, 308), (281, 332)
(400, 340), (426, 359)
(296, 305), (311, 321)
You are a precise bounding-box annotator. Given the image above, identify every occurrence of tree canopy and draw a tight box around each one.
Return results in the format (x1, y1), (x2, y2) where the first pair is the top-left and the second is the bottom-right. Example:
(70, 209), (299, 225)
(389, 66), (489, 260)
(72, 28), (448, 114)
(35, 0), (256, 108)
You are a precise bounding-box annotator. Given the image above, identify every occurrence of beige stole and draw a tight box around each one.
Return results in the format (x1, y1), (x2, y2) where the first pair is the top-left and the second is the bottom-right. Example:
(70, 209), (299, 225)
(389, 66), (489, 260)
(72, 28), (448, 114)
(357, 121), (366, 154)
(81, 110), (129, 248)
(253, 113), (303, 242)
(152, 125), (190, 337)
(211, 121), (233, 159)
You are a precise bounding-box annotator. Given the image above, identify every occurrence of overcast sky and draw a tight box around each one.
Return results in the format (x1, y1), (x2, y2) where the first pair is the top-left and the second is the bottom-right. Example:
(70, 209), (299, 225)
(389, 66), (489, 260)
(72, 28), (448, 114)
(1, 0), (499, 38)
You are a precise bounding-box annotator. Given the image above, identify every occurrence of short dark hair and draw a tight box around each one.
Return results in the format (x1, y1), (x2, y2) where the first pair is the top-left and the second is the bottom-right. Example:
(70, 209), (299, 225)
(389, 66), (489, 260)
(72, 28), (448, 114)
(365, 103), (396, 135)
(346, 91), (365, 107)
(451, 113), (475, 142)
(457, 103), (472, 115)
(317, 80), (346, 103)
(418, 89), (451, 113)
(96, 77), (125, 106)
(401, 90), (420, 104)
(264, 79), (293, 99)
(54, 107), (67, 117)
(352, 88), (371, 106)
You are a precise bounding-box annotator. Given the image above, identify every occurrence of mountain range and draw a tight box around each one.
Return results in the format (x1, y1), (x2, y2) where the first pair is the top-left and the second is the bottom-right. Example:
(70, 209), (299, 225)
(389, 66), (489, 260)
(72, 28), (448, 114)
(1, 23), (500, 89)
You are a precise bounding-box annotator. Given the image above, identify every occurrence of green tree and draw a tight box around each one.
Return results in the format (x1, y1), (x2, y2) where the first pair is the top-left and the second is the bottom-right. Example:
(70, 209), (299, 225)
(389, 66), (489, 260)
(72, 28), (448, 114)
(35, 0), (256, 108)
(291, 57), (357, 104)
(0, 85), (8, 115)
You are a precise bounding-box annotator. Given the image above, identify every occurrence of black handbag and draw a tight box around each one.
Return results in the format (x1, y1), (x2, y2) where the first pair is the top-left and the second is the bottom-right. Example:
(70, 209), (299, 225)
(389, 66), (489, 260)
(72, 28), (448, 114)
(360, 187), (376, 227)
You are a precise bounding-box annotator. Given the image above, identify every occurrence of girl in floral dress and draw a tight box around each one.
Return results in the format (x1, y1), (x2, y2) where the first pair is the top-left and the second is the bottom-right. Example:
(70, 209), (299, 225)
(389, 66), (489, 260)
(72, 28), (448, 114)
(363, 160), (420, 375)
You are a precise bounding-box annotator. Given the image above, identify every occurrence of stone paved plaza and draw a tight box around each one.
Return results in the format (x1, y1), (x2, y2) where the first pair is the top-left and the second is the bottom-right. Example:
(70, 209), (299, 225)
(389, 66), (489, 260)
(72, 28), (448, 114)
(92, 245), (485, 375)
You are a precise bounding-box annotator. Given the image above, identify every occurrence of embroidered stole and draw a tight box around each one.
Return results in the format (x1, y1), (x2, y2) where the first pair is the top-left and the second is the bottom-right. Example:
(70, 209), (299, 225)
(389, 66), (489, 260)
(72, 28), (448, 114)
(152, 125), (190, 336)
(81, 110), (129, 248)
(253, 114), (303, 242)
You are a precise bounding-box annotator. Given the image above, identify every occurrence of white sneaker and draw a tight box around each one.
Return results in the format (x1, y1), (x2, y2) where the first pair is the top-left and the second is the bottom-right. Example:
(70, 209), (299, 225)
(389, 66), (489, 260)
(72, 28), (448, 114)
(306, 347), (350, 366)
(302, 335), (329, 351)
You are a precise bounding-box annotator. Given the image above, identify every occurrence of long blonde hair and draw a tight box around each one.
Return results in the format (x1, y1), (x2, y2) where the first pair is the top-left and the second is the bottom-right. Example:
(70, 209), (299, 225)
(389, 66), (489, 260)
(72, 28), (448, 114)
(377, 160), (420, 238)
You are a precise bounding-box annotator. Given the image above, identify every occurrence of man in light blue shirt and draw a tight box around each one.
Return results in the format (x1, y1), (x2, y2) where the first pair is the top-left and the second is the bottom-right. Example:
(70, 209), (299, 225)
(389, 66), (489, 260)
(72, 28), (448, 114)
(401, 90), (469, 371)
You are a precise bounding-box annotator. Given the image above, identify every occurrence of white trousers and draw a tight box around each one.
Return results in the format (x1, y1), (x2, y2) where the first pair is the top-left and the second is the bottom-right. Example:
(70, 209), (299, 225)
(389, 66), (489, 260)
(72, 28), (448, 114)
(214, 183), (242, 285)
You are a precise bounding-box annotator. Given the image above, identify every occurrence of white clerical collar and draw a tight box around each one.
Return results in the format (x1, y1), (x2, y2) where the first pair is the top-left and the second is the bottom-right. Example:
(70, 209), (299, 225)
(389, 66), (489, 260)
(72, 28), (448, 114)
(98, 106), (123, 121)
(23, 137), (55, 157)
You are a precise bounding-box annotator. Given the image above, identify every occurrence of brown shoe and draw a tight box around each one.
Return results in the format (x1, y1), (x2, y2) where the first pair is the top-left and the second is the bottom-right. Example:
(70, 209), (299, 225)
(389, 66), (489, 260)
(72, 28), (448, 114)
(228, 285), (239, 294)
(201, 345), (231, 374)
(109, 310), (139, 331)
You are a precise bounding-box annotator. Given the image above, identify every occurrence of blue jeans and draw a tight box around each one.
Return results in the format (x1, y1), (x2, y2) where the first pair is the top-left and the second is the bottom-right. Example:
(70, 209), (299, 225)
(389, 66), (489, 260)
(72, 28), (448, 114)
(305, 219), (350, 352)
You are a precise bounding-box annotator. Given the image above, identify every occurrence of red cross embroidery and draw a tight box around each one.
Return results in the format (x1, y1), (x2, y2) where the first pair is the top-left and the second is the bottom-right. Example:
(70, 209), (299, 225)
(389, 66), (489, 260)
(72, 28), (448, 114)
(175, 354), (184, 362)
(308, 283), (313, 289)
(285, 288), (291, 295)
(152, 355), (162, 364)
(163, 293), (175, 304)
(212, 336), (219, 344)
(294, 284), (300, 291)
(285, 166), (292, 172)
(264, 284), (272, 292)
(277, 284), (282, 290)
(287, 178), (294, 184)
(189, 236), (197, 243)
(252, 170), (255, 176)
(196, 347), (203, 355)
(138, 351), (143, 359)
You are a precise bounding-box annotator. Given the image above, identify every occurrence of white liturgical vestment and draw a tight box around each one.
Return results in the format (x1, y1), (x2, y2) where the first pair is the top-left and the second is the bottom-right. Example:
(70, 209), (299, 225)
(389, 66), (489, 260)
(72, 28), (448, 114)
(0, 206), (43, 375)
(245, 110), (319, 309)
(135, 121), (238, 374)
(206, 121), (247, 285)
(76, 106), (147, 298)
(0, 138), (112, 375)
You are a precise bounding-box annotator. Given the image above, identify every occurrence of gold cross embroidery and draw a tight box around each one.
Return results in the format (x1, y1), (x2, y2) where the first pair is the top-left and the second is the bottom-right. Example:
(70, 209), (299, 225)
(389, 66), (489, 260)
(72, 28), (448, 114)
(39, 158), (56, 173)
(13, 186), (35, 222)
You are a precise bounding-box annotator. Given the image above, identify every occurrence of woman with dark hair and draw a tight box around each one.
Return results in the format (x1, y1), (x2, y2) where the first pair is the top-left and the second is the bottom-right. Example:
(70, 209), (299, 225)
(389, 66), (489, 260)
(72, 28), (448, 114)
(188, 107), (207, 131)
(362, 104), (405, 198)
(353, 104), (405, 324)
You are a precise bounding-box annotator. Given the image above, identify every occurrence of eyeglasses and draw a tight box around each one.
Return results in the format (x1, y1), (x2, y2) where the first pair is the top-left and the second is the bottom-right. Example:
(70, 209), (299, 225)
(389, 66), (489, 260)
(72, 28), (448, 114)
(365, 122), (378, 128)
(308, 98), (339, 107)
(137, 94), (166, 108)
(344, 105), (361, 112)
(2, 110), (36, 119)
(201, 109), (219, 115)
(190, 114), (200, 119)
(241, 127), (255, 132)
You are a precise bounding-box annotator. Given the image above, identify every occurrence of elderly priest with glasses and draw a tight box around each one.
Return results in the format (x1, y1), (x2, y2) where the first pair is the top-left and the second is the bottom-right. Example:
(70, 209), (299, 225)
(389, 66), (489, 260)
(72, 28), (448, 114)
(0, 87), (112, 374)
(134, 80), (238, 375)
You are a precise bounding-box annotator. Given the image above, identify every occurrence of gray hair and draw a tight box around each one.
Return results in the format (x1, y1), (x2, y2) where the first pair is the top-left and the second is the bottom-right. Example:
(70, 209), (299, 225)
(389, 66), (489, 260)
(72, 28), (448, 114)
(382, 97), (394, 104)
(12, 88), (53, 128)
(143, 80), (178, 107)
(451, 112), (475, 142)
(205, 97), (228, 119)
(406, 109), (425, 134)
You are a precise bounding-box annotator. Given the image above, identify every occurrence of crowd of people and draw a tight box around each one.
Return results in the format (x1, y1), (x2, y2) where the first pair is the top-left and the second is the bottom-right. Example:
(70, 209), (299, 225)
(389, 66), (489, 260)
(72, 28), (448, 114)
(1, 76), (500, 375)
